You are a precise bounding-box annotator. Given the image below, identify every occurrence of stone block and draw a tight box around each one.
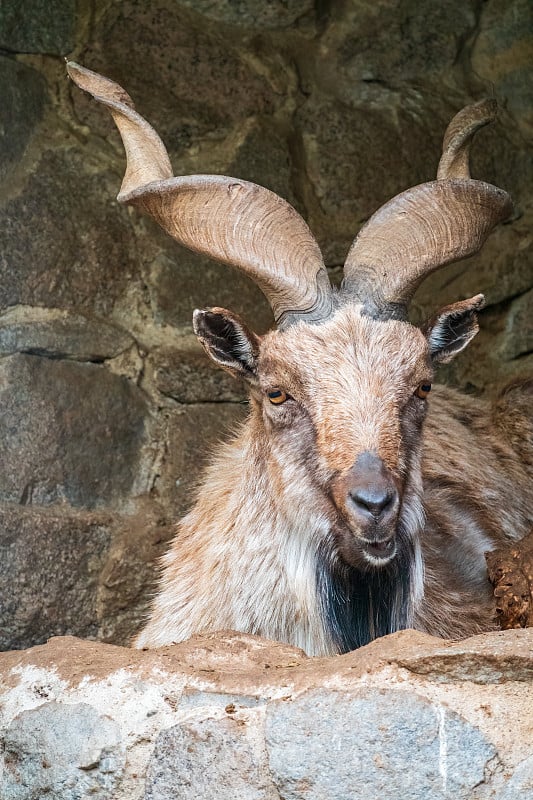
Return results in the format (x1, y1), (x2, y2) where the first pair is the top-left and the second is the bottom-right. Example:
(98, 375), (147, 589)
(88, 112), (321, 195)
(0, 500), (176, 651)
(472, 0), (533, 140)
(0, 504), (112, 650)
(147, 240), (273, 334)
(1, 630), (532, 799)
(177, 0), (315, 29)
(499, 288), (533, 361)
(96, 506), (175, 646)
(152, 346), (246, 403)
(154, 403), (247, 516)
(226, 117), (297, 206)
(0, 56), (47, 183)
(73, 1), (279, 148)
(0, 147), (141, 316)
(498, 755), (533, 799)
(266, 688), (497, 800)
(145, 713), (277, 800)
(295, 95), (442, 263)
(314, 0), (477, 94)
(0, 0), (78, 54)
(0, 306), (135, 361)
(2, 701), (124, 800)
(0, 354), (153, 508)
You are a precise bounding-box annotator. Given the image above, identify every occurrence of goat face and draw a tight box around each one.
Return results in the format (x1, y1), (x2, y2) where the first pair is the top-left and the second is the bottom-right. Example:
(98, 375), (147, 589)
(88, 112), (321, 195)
(194, 294), (483, 573)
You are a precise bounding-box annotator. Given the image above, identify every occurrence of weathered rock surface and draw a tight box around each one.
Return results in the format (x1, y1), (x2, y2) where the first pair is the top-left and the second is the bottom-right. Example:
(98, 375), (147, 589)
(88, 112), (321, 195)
(499, 288), (533, 361)
(3, 701), (124, 800)
(0, 505), (112, 651)
(146, 238), (274, 334)
(0, 56), (47, 183)
(471, 0), (533, 141)
(267, 689), (496, 800)
(0, 503), (174, 652)
(73, 0), (281, 148)
(0, 630), (532, 799)
(154, 403), (247, 516)
(0, 305), (135, 361)
(152, 345), (246, 403)
(0, 354), (154, 508)
(0, 146), (141, 316)
(145, 711), (278, 800)
(0, 0), (78, 55)
(177, 0), (315, 30)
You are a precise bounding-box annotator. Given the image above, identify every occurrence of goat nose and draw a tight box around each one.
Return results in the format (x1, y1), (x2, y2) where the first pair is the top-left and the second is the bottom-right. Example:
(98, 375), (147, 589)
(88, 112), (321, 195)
(343, 451), (399, 525)
(349, 486), (397, 519)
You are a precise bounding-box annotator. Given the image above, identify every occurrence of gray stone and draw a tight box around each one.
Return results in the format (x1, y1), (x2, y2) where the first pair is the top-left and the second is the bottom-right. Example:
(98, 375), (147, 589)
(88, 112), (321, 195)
(96, 506), (175, 646)
(266, 689), (497, 800)
(147, 242), (274, 334)
(152, 346), (246, 403)
(154, 402), (247, 516)
(0, 57), (47, 183)
(73, 1), (278, 149)
(497, 755), (533, 799)
(313, 0), (477, 95)
(0, 0), (78, 54)
(1, 701), (124, 799)
(471, 0), (533, 141)
(0, 147), (142, 316)
(0, 503), (111, 650)
(145, 712), (277, 800)
(0, 306), (135, 361)
(0, 354), (153, 509)
(177, 0), (314, 29)
(227, 117), (298, 210)
(499, 288), (533, 361)
(1, 631), (532, 799)
(295, 95), (442, 263)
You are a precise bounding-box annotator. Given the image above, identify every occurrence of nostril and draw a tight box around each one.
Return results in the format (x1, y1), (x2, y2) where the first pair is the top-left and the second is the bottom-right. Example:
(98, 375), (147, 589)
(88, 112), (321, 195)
(349, 487), (396, 518)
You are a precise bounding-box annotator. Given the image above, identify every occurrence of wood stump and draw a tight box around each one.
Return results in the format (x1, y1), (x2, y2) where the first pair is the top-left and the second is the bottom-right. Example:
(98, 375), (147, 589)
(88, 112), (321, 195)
(486, 530), (533, 629)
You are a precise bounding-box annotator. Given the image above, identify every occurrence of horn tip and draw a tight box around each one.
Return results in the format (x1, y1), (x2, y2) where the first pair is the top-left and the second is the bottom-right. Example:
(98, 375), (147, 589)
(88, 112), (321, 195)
(66, 61), (135, 109)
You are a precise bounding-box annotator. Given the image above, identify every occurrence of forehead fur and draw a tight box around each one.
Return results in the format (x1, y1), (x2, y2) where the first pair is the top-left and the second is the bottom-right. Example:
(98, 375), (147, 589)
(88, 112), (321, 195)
(258, 304), (430, 397)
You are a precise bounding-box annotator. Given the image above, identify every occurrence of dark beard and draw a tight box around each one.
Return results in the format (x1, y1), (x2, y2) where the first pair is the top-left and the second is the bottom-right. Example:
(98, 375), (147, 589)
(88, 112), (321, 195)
(316, 521), (420, 653)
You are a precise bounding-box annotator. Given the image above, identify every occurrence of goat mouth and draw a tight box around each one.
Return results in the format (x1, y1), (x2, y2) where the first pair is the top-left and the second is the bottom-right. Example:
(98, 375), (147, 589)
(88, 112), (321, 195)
(360, 537), (397, 566)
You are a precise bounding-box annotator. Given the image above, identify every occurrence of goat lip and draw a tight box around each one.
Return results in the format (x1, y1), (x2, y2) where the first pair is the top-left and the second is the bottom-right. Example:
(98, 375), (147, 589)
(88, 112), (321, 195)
(361, 537), (397, 564)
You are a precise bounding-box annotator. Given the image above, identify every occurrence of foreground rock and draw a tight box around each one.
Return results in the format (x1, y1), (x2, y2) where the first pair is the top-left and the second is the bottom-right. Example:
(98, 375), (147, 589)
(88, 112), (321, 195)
(1, 629), (532, 799)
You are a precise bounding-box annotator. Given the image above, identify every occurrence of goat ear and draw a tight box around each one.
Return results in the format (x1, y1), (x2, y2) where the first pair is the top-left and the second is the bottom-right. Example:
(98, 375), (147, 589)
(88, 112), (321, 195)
(193, 307), (260, 381)
(425, 294), (485, 364)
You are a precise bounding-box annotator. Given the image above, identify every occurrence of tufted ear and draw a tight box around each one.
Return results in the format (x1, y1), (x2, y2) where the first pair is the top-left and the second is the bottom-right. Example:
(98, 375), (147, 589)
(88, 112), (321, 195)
(193, 307), (260, 382)
(425, 294), (485, 364)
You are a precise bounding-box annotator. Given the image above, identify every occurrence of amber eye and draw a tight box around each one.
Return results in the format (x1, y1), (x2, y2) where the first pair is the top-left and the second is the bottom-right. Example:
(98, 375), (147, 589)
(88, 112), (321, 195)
(268, 389), (289, 405)
(415, 382), (432, 399)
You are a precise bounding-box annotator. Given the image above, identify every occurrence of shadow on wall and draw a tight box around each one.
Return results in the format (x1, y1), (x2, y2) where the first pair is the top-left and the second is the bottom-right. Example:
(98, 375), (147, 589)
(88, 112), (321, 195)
(0, 0), (532, 651)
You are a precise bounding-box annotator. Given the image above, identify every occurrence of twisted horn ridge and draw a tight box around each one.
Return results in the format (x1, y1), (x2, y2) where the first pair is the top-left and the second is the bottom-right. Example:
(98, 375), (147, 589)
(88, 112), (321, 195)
(67, 62), (332, 330)
(342, 100), (513, 320)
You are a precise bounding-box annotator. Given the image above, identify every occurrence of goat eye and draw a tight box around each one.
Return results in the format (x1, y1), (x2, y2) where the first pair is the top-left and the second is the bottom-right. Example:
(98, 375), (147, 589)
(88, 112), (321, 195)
(268, 389), (289, 405)
(415, 382), (432, 399)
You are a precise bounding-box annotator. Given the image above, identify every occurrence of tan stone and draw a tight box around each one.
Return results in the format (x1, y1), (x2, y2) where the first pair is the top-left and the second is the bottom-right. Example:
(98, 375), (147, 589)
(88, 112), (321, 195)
(0, 630), (532, 798)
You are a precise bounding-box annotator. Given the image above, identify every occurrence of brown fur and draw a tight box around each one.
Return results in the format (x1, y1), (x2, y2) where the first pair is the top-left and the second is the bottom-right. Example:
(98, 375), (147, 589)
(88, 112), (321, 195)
(135, 306), (533, 655)
(65, 66), (528, 655)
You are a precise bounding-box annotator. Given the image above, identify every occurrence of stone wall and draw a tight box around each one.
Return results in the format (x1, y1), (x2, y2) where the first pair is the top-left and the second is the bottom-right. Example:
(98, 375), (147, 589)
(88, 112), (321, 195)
(1, 630), (532, 799)
(1, 0), (532, 649)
